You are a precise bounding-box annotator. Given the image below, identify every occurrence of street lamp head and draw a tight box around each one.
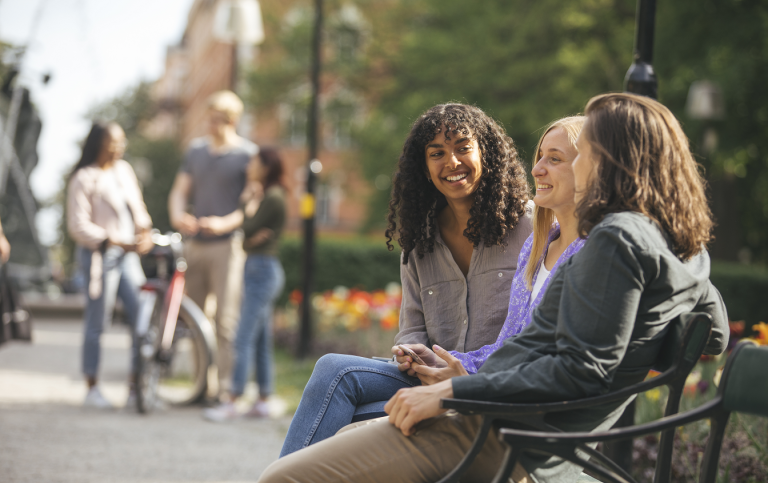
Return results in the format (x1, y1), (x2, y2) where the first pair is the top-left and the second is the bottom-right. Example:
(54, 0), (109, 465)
(213, 0), (265, 45)
(686, 80), (725, 121)
(624, 60), (658, 100)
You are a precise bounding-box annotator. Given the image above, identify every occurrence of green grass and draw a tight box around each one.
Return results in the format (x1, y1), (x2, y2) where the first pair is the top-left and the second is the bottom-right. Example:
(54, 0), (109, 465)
(274, 347), (319, 414)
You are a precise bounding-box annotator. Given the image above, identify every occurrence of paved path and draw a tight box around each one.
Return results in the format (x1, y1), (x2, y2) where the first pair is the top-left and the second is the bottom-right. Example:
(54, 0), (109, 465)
(0, 318), (289, 483)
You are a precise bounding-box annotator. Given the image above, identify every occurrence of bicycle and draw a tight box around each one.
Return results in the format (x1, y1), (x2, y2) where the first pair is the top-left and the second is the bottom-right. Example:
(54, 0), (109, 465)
(134, 231), (217, 413)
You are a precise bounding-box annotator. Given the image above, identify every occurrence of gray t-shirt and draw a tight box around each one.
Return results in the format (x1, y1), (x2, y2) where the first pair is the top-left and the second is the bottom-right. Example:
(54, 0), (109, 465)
(180, 137), (258, 241)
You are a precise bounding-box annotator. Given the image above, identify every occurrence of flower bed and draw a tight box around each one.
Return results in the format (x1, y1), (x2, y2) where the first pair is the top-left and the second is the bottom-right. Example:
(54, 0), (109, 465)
(275, 283), (402, 357)
(631, 320), (768, 482)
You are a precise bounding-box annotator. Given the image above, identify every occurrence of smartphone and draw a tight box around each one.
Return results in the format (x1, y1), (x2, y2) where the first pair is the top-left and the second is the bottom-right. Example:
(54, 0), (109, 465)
(398, 345), (426, 365)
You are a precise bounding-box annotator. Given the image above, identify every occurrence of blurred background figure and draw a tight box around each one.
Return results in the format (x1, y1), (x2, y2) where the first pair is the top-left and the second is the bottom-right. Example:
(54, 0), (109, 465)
(67, 122), (153, 409)
(205, 146), (287, 421)
(0, 217), (10, 263)
(167, 90), (256, 401)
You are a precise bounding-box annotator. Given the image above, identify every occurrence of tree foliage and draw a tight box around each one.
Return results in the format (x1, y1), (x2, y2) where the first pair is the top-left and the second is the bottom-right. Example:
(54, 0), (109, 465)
(653, 0), (768, 262)
(355, 0), (636, 229)
(246, 0), (768, 262)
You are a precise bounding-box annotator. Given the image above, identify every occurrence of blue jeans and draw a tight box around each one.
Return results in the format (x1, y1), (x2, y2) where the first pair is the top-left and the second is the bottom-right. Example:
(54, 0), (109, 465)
(279, 354), (421, 457)
(80, 246), (144, 377)
(231, 255), (284, 397)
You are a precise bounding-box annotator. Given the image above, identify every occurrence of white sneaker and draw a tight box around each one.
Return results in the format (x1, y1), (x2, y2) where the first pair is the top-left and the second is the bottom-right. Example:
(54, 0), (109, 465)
(202, 402), (239, 422)
(84, 387), (113, 409)
(125, 390), (137, 410)
(244, 400), (271, 419)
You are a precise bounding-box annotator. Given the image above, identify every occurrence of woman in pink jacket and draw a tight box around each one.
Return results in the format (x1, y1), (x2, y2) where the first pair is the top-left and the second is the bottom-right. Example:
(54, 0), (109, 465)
(67, 122), (153, 409)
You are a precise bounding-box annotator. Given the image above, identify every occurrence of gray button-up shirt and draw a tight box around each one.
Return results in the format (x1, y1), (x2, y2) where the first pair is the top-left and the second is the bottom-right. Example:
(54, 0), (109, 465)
(395, 203), (534, 352)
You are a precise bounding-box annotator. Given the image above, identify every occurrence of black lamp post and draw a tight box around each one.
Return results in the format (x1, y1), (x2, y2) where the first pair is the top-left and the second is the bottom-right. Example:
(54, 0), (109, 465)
(624, 0), (658, 99)
(298, 0), (324, 358)
(603, 0), (660, 472)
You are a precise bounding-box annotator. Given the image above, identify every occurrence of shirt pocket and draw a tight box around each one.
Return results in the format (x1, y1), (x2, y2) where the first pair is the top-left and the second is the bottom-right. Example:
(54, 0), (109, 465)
(474, 268), (518, 345)
(420, 280), (465, 350)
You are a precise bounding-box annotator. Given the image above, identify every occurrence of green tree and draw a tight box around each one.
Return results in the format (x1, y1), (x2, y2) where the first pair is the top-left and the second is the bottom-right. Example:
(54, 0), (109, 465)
(356, 0), (637, 228)
(653, 0), (768, 263)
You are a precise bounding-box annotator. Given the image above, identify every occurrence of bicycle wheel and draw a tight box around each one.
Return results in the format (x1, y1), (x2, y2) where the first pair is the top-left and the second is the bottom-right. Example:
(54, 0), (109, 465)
(155, 295), (214, 406)
(136, 292), (215, 410)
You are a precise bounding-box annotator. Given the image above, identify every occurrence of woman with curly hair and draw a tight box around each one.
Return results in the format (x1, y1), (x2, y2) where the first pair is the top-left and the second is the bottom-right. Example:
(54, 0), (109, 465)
(278, 103), (533, 456)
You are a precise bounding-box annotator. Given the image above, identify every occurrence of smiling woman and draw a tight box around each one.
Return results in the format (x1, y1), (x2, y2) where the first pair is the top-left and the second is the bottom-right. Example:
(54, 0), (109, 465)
(387, 104), (530, 265)
(276, 103), (533, 457)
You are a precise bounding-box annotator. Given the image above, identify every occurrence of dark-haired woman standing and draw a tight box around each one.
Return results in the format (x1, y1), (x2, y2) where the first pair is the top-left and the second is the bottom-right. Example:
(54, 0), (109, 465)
(278, 103), (533, 455)
(67, 122), (153, 409)
(204, 147), (287, 421)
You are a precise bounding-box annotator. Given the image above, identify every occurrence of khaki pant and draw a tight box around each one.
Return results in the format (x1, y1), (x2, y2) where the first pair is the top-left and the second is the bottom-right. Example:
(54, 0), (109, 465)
(184, 235), (245, 396)
(259, 412), (531, 483)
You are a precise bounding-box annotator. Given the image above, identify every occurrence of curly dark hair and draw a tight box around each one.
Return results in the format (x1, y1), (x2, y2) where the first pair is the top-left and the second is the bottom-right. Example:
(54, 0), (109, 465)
(385, 103), (530, 264)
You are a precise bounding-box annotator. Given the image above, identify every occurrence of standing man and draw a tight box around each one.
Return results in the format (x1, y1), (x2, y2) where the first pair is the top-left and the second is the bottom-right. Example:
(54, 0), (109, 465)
(168, 90), (257, 400)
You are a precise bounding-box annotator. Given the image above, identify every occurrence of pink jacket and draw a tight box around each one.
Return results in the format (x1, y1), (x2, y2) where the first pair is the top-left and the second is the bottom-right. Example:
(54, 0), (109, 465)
(67, 160), (152, 298)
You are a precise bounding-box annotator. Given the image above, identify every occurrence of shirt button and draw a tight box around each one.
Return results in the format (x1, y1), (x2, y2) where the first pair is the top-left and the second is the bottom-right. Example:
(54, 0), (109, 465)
(463, 319), (467, 324)
(428, 290), (433, 295)
(498, 272), (503, 277)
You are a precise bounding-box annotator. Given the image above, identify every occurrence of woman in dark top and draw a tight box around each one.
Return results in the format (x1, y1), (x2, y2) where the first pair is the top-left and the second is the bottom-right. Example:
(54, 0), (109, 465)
(204, 147), (287, 421)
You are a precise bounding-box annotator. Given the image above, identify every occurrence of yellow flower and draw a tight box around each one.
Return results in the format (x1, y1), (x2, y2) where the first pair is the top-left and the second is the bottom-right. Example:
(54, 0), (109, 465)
(751, 322), (768, 345)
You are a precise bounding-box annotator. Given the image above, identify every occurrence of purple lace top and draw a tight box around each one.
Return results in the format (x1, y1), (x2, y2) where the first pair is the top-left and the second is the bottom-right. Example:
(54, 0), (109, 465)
(450, 224), (586, 374)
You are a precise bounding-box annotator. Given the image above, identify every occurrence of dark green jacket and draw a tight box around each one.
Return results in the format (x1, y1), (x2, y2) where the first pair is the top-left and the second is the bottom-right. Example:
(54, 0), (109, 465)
(452, 211), (729, 482)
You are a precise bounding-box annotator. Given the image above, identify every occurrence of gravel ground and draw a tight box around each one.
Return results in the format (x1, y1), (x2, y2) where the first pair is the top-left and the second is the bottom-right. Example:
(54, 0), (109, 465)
(0, 318), (290, 483)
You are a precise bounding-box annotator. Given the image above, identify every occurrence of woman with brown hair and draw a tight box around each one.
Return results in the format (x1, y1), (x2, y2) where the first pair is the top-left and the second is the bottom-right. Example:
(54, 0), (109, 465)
(258, 93), (729, 483)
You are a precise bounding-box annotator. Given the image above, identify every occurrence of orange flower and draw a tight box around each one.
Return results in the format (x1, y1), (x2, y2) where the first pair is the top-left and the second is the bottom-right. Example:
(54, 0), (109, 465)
(380, 311), (399, 331)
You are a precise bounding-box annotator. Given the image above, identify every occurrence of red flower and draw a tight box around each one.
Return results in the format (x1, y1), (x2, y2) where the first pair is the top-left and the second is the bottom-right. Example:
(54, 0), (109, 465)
(289, 289), (303, 305)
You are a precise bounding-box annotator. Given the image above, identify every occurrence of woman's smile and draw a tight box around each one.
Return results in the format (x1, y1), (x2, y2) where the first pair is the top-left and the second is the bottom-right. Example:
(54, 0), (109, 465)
(424, 129), (483, 201)
(444, 172), (469, 183)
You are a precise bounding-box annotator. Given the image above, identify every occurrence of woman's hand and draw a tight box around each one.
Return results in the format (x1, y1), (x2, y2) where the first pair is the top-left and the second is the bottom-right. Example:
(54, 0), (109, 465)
(135, 230), (154, 255)
(384, 379), (453, 436)
(245, 228), (274, 247)
(410, 345), (468, 386)
(391, 344), (447, 375)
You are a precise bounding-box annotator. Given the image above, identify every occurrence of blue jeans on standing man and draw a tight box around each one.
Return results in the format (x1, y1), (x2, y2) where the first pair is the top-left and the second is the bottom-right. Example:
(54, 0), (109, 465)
(231, 254), (285, 398)
(80, 245), (143, 377)
(279, 353), (421, 457)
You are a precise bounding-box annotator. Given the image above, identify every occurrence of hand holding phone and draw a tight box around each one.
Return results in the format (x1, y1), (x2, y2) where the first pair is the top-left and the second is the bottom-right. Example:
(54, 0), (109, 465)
(398, 345), (426, 365)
